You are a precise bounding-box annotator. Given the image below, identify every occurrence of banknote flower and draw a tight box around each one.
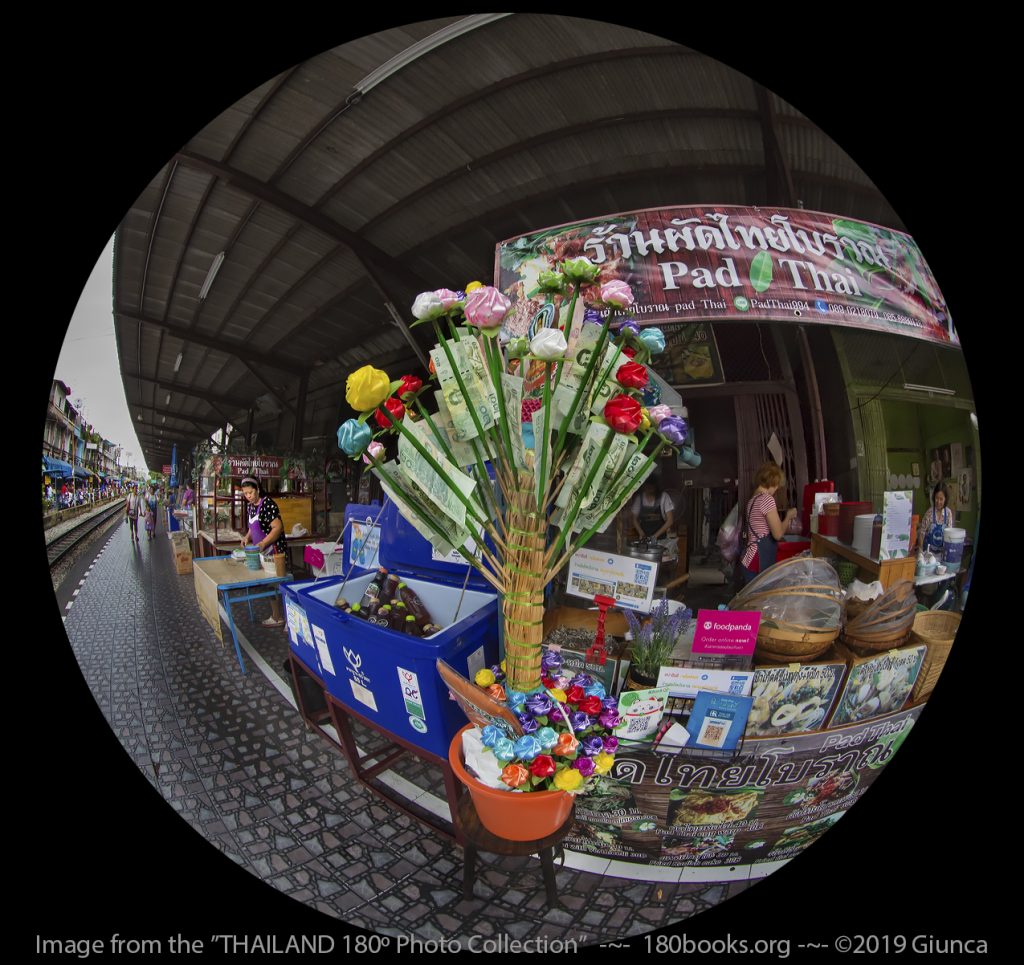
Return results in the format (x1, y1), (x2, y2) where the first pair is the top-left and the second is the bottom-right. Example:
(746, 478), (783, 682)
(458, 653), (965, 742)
(599, 279), (634, 309)
(397, 375), (423, 401)
(604, 394), (643, 434)
(464, 285), (512, 330)
(346, 365), (391, 413)
(561, 256), (601, 284)
(616, 361), (649, 390)
(375, 397), (406, 430)
(530, 328), (567, 360)
(337, 418), (372, 457)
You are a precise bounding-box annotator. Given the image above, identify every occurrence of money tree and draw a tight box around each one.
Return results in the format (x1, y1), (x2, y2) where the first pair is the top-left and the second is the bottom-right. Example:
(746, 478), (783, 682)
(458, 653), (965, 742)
(337, 259), (688, 692)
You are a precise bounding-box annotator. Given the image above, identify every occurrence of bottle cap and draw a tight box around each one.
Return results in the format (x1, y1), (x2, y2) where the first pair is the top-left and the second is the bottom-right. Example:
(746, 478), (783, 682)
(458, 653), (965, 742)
(351, 604), (361, 612)
(406, 615), (416, 622)
(395, 601), (407, 609)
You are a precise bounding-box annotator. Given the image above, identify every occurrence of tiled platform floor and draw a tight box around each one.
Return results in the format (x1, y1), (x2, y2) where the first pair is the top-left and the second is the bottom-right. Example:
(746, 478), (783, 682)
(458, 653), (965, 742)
(60, 527), (753, 944)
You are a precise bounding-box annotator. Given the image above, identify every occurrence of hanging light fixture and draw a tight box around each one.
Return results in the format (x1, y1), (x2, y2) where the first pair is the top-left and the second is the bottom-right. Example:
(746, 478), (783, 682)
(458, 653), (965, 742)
(198, 251), (225, 301)
(174, 352), (183, 373)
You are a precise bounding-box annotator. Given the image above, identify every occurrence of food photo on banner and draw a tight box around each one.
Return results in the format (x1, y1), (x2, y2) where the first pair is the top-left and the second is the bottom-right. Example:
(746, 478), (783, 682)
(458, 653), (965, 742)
(31, 16), (995, 955)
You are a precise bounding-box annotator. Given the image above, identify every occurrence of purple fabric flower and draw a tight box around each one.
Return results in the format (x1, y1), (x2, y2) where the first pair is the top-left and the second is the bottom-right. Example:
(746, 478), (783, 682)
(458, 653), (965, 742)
(603, 736), (619, 753)
(581, 736), (605, 757)
(601, 697), (619, 712)
(569, 673), (593, 690)
(599, 710), (622, 729)
(490, 664), (505, 683)
(657, 415), (688, 446)
(548, 706), (566, 723)
(541, 650), (562, 673)
(583, 308), (604, 325)
(569, 712), (592, 732)
(517, 714), (539, 735)
(573, 757), (596, 777)
(525, 693), (553, 717)
(618, 320), (640, 336)
(555, 675), (571, 691)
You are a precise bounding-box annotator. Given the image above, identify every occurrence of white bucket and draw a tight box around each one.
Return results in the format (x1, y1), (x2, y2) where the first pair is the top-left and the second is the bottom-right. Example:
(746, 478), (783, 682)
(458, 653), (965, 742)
(943, 527), (966, 572)
(852, 514), (875, 557)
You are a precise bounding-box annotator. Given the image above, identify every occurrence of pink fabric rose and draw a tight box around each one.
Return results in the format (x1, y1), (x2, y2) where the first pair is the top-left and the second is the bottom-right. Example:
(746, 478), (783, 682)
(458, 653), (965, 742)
(600, 279), (634, 309)
(463, 286), (511, 329)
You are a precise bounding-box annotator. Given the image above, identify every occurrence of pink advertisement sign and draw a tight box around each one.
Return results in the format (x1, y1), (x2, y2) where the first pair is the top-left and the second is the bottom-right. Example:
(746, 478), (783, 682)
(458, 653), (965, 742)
(692, 609), (761, 656)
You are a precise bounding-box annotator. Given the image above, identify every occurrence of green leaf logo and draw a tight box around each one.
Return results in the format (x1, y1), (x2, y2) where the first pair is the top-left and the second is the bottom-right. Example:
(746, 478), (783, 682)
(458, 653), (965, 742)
(749, 251), (773, 293)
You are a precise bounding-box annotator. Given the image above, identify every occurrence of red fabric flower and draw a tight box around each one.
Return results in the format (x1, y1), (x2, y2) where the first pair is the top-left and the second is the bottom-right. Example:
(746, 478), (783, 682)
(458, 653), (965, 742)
(375, 397), (405, 430)
(622, 346), (637, 359)
(397, 375), (423, 401)
(578, 696), (603, 716)
(565, 685), (586, 705)
(529, 754), (556, 778)
(616, 361), (649, 390)
(541, 675), (555, 689)
(603, 394), (642, 434)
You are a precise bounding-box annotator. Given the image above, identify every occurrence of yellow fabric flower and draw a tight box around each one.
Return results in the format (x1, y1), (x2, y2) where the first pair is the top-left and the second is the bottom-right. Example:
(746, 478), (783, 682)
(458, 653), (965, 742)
(465, 280), (484, 293)
(346, 365), (391, 412)
(594, 752), (615, 775)
(553, 768), (584, 792)
(640, 408), (652, 432)
(474, 668), (496, 687)
(547, 688), (567, 704)
(500, 659), (506, 672)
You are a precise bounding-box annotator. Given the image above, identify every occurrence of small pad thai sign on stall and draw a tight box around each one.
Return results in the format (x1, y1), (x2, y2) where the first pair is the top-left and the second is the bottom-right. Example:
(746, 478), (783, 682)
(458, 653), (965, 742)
(495, 205), (957, 346)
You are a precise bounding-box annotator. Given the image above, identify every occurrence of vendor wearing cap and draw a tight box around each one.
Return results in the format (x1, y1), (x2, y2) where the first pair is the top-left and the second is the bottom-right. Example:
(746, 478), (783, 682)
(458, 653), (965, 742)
(239, 476), (287, 628)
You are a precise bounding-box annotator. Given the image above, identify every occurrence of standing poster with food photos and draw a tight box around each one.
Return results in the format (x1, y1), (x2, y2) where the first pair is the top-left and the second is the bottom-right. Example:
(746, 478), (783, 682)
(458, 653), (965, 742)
(828, 645), (925, 727)
(746, 662), (847, 737)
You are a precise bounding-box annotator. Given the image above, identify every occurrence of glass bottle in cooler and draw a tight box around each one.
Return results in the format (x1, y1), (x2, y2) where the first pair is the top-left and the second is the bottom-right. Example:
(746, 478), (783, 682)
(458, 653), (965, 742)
(359, 567), (389, 610)
(378, 573), (401, 607)
(397, 582), (434, 628)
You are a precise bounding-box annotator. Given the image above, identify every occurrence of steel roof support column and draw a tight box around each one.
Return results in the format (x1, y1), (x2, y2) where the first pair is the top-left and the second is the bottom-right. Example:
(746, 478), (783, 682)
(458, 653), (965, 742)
(754, 83), (796, 208)
(291, 373), (309, 451)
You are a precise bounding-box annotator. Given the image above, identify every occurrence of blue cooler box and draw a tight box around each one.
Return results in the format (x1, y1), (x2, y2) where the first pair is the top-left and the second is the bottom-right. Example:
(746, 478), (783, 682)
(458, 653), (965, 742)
(296, 501), (499, 758)
(281, 579), (324, 677)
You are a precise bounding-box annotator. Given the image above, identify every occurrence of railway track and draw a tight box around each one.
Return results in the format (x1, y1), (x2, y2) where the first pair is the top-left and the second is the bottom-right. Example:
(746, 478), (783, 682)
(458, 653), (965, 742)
(47, 503), (125, 569)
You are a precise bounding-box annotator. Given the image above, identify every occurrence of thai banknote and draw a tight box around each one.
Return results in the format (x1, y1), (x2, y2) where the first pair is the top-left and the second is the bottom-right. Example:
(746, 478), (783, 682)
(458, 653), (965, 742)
(460, 337), (502, 423)
(372, 461), (458, 558)
(397, 418), (478, 531)
(575, 448), (656, 534)
(590, 344), (627, 416)
(555, 423), (611, 511)
(433, 391), (475, 467)
(430, 342), (495, 443)
(500, 372), (529, 472)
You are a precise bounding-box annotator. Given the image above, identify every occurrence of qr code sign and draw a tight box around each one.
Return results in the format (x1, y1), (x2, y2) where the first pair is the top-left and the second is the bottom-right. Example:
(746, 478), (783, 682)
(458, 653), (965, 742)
(697, 719), (728, 748)
(635, 567), (650, 586)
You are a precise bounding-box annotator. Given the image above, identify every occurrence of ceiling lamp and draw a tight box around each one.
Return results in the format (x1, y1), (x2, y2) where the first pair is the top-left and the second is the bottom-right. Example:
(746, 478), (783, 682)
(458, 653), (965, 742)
(165, 393), (172, 405)
(174, 352), (183, 373)
(198, 251), (225, 301)
(903, 383), (955, 397)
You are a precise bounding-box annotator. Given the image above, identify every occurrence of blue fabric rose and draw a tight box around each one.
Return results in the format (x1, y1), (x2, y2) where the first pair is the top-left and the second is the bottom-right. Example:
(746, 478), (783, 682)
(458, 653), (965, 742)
(492, 738), (516, 762)
(638, 327), (666, 354)
(584, 682), (607, 699)
(337, 419), (372, 457)
(480, 725), (503, 748)
(513, 735), (543, 761)
(535, 726), (558, 750)
(505, 689), (527, 712)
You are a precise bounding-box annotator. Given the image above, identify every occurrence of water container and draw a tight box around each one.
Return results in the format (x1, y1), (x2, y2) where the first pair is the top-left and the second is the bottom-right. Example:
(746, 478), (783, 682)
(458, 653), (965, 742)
(851, 515), (875, 557)
(942, 527), (966, 572)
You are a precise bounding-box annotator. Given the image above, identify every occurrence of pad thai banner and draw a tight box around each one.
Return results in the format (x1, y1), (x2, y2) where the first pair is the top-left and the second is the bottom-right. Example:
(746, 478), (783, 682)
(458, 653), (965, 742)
(567, 704), (921, 867)
(495, 206), (956, 347)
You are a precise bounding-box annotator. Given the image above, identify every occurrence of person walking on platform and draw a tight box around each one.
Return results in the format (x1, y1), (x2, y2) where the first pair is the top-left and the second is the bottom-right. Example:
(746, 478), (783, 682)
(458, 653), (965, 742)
(144, 486), (158, 540)
(125, 485), (141, 541)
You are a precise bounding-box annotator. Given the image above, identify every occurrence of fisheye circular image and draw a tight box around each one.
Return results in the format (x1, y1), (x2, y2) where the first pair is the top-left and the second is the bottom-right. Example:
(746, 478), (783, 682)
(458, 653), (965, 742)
(42, 15), (982, 950)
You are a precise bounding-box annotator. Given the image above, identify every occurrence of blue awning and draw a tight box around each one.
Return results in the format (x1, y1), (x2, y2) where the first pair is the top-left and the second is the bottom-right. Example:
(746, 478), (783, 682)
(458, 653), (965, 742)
(43, 455), (73, 477)
(73, 466), (90, 480)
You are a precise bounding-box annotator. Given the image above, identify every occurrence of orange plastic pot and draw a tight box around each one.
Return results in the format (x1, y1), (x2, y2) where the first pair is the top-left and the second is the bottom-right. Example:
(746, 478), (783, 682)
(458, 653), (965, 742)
(448, 724), (574, 841)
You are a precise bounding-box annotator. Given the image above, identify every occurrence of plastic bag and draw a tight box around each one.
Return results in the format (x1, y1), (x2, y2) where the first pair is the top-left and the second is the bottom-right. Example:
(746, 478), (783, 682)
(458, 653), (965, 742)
(729, 556), (842, 630)
(717, 503), (741, 563)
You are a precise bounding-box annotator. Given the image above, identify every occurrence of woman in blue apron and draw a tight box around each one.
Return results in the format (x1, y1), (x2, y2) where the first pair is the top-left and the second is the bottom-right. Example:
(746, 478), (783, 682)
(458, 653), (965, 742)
(918, 482), (953, 555)
(240, 476), (288, 627)
(736, 463), (798, 587)
(630, 480), (679, 569)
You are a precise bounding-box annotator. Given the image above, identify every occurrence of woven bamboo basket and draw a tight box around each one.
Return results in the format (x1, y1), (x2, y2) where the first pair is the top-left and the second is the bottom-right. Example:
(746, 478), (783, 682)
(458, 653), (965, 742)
(841, 581), (917, 654)
(910, 611), (962, 702)
(755, 624), (840, 662)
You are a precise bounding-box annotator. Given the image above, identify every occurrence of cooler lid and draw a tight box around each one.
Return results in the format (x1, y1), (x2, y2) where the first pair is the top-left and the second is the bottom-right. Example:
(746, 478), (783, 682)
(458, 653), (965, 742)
(377, 498), (494, 591)
(342, 502), (385, 577)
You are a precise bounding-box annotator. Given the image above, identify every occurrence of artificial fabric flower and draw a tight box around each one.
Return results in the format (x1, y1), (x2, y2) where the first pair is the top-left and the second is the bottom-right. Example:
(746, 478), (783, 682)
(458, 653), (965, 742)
(600, 279), (634, 309)
(553, 768), (585, 792)
(529, 755), (556, 778)
(464, 286), (512, 329)
(639, 409), (652, 433)
(554, 675), (571, 691)
(346, 365), (391, 412)
(583, 308), (604, 325)
(411, 291), (446, 321)
(565, 685), (585, 705)
(536, 270), (567, 294)
(486, 684), (507, 702)
(500, 659), (506, 673)
(428, 357), (436, 377)
(580, 736), (606, 757)
(569, 711), (592, 732)
(561, 256), (601, 284)
(513, 735), (543, 761)
(548, 706), (566, 723)
(465, 280), (484, 293)
(541, 676), (556, 690)
(518, 716), (539, 735)
(618, 320), (640, 337)
(594, 752), (615, 775)
(616, 361), (649, 390)
(648, 404), (672, 425)
(553, 733), (579, 756)
(501, 764), (530, 789)
(530, 328), (567, 360)
(475, 668), (496, 688)
(506, 689), (527, 710)
(573, 756), (596, 777)
(599, 710), (622, 729)
(434, 288), (462, 311)
(547, 687), (568, 704)
(603, 737), (619, 753)
(657, 415), (689, 445)
(578, 696), (603, 717)
(492, 738), (516, 761)
(337, 419), (372, 457)
(622, 346), (637, 360)
(374, 397), (405, 430)
(604, 394), (643, 434)
(481, 725), (503, 748)
(526, 692), (553, 717)
(397, 375), (423, 401)
(638, 327), (666, 354)
(584, 682), (607, 699)
(570, 672), (592, 689)
(541, 650), (563, 672)
(535, 727), (558, 751)
(361, 441), (385, 465)
(490, 664), (505, 683)
(601, 697), (619, 712)
(507, 337), (530, 359)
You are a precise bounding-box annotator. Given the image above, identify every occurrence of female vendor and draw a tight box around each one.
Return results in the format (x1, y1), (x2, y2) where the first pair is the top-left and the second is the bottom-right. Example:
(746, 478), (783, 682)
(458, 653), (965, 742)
(240, 476), (288, 627)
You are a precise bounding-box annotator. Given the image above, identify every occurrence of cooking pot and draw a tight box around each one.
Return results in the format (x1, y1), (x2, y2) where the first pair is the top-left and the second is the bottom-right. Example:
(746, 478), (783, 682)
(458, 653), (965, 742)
(627, 539), (665, 564)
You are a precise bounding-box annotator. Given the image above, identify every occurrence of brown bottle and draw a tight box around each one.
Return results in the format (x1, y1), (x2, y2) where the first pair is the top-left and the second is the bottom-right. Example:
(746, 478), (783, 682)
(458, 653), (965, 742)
(421, 623), (444, 636)
(397, 582), (433, 628)
(349, 603), (366, 620)
(389, 601), (409, 631)
(335, 597), (354, 613)
(378, 573), (401, 607)
(359, 567), (388, 609)
(376, 604), (393, 628)
(403, 614), (422, 637)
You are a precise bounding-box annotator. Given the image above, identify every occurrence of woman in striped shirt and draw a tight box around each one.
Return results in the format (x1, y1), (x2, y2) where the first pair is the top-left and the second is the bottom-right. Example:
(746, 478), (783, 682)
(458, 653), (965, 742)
(737, 462), (798, 586)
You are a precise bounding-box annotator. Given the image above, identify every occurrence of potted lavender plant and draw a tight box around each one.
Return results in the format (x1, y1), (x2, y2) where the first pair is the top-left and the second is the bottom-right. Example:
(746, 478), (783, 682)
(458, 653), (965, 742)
(623, 600), (692, 690)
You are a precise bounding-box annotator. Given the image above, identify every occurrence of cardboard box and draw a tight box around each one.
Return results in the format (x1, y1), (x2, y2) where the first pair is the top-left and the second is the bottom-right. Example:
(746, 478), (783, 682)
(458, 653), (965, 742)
(542, 606), (629, 694)
(169, 531), (193, 575)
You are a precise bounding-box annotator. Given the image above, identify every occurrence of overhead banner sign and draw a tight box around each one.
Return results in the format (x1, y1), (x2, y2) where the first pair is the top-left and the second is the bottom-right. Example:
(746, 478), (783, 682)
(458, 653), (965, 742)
(225, 455), (284, 478)
(495, 205), (956, 347)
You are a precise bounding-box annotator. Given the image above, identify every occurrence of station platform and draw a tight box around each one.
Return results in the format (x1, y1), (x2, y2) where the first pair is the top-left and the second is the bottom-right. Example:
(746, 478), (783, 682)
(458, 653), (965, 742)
(56, 523), (754, 944)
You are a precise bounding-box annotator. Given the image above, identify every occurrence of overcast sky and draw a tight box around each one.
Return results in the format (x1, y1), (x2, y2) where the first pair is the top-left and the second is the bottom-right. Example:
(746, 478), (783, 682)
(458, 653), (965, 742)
(55, 238), (149, 473)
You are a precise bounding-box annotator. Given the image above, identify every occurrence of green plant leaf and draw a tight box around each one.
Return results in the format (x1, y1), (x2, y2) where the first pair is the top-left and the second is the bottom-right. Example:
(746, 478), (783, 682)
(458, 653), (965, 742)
(388, 380), (404, 394)
(749, 251), (773, 293)
(356, 411), (372, 424)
